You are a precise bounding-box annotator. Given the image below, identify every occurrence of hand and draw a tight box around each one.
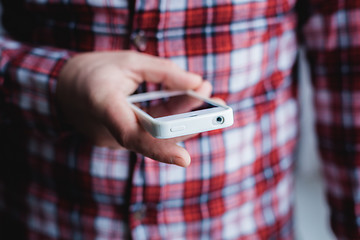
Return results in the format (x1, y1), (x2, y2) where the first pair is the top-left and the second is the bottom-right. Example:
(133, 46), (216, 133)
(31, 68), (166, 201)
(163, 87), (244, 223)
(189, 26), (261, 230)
(56, 51), (212, 167)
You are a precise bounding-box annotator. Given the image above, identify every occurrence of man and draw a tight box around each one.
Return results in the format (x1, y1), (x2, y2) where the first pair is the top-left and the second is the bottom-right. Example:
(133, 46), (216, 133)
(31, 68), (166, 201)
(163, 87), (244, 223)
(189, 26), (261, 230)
(0, 0), (359, 239)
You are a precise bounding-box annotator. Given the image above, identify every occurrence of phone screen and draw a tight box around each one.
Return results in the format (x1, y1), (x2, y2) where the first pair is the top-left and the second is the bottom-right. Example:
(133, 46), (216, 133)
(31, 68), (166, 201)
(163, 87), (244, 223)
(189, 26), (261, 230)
(134, 93), (218, 118)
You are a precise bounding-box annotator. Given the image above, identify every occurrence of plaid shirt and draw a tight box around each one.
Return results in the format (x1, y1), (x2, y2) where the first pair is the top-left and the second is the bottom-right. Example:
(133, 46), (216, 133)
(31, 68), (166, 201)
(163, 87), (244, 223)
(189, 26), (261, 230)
(0, 0), (359, 239)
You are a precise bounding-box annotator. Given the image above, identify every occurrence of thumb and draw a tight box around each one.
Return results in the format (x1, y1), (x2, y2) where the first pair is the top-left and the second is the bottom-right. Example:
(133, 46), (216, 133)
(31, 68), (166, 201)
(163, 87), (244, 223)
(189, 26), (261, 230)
(125, 130), (192, 167)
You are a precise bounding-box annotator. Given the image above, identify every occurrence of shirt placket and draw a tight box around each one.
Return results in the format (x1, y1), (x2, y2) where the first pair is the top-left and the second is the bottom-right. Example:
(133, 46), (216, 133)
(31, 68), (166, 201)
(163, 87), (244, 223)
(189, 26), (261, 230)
(128, 1), (164, 55)
(126, 0), (166, 238)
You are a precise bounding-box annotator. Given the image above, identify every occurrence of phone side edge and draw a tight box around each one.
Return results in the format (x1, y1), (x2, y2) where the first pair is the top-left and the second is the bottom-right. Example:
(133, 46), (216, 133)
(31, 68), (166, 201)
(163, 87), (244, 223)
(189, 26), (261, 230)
(128, 103), (165, 138)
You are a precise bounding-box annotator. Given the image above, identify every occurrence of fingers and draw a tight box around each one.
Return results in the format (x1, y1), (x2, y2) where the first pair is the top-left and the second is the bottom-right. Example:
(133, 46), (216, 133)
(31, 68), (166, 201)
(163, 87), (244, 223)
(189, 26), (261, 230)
(193, 80), (212, 97)
(130, 53), (203, 91)
(57, 51), (208, 167)
(210, 97), (226, 105)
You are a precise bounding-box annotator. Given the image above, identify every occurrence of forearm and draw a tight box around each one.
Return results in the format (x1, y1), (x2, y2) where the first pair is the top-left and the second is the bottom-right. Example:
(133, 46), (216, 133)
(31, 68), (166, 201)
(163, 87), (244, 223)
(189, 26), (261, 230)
(0, 35), (74, 136)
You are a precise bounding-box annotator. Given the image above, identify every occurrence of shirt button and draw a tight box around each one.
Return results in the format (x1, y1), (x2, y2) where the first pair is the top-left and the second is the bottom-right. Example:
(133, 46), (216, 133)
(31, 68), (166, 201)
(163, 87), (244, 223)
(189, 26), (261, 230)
(131, 30), (147, 51)
(133, 205), (146, 221)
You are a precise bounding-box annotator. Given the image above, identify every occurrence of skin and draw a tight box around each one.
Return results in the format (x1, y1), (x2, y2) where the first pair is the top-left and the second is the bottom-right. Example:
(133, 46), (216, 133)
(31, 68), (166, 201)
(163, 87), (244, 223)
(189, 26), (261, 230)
(56, 51), (212, 167)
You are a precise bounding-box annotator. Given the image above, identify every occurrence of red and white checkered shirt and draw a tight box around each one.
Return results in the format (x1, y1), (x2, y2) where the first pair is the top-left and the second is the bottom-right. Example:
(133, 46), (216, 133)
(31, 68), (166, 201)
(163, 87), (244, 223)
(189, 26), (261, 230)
(0, 0), (359, 239)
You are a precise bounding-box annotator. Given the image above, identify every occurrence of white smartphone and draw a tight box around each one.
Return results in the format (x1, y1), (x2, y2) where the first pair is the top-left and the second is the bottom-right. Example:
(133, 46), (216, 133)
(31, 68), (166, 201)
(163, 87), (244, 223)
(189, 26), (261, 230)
(127, 90), (234, 139)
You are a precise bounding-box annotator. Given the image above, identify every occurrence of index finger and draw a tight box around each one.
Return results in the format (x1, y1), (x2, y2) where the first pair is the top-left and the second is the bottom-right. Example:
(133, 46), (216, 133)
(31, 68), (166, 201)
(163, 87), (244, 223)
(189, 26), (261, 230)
(130, 53), (203, 90)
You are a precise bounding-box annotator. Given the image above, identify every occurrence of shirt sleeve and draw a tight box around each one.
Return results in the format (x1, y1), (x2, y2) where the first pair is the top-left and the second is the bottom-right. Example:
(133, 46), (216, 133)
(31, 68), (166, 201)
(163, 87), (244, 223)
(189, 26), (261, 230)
(301, 1), (360, 238)
(0, 35), (74, 137)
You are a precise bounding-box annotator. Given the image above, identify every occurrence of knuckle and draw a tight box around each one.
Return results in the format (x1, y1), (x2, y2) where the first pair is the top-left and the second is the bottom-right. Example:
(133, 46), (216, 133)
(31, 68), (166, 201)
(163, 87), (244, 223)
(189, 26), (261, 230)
(163, 60), (178, 70)
(114, 131), (127, 147)
(117, 130), (133, 149)
(193, 74), (202, 82)
(146, 151), (159, 161)
(123, 50), (139, 63)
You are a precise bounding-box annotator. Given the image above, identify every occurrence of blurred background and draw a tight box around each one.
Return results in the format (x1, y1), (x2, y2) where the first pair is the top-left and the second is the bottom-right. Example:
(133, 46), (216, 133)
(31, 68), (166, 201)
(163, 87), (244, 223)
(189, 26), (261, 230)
(295, 50), (335, 240)
(0, 4), (335, 240)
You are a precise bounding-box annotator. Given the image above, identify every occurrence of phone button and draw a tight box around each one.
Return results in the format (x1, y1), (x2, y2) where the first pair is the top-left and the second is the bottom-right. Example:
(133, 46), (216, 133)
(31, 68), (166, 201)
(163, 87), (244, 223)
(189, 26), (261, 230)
(170, 126), (186, 132)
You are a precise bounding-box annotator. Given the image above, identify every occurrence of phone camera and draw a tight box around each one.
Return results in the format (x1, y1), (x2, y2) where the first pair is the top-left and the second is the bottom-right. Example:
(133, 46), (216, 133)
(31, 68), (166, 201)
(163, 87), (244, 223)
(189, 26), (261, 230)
(216, 116), (225, 124)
